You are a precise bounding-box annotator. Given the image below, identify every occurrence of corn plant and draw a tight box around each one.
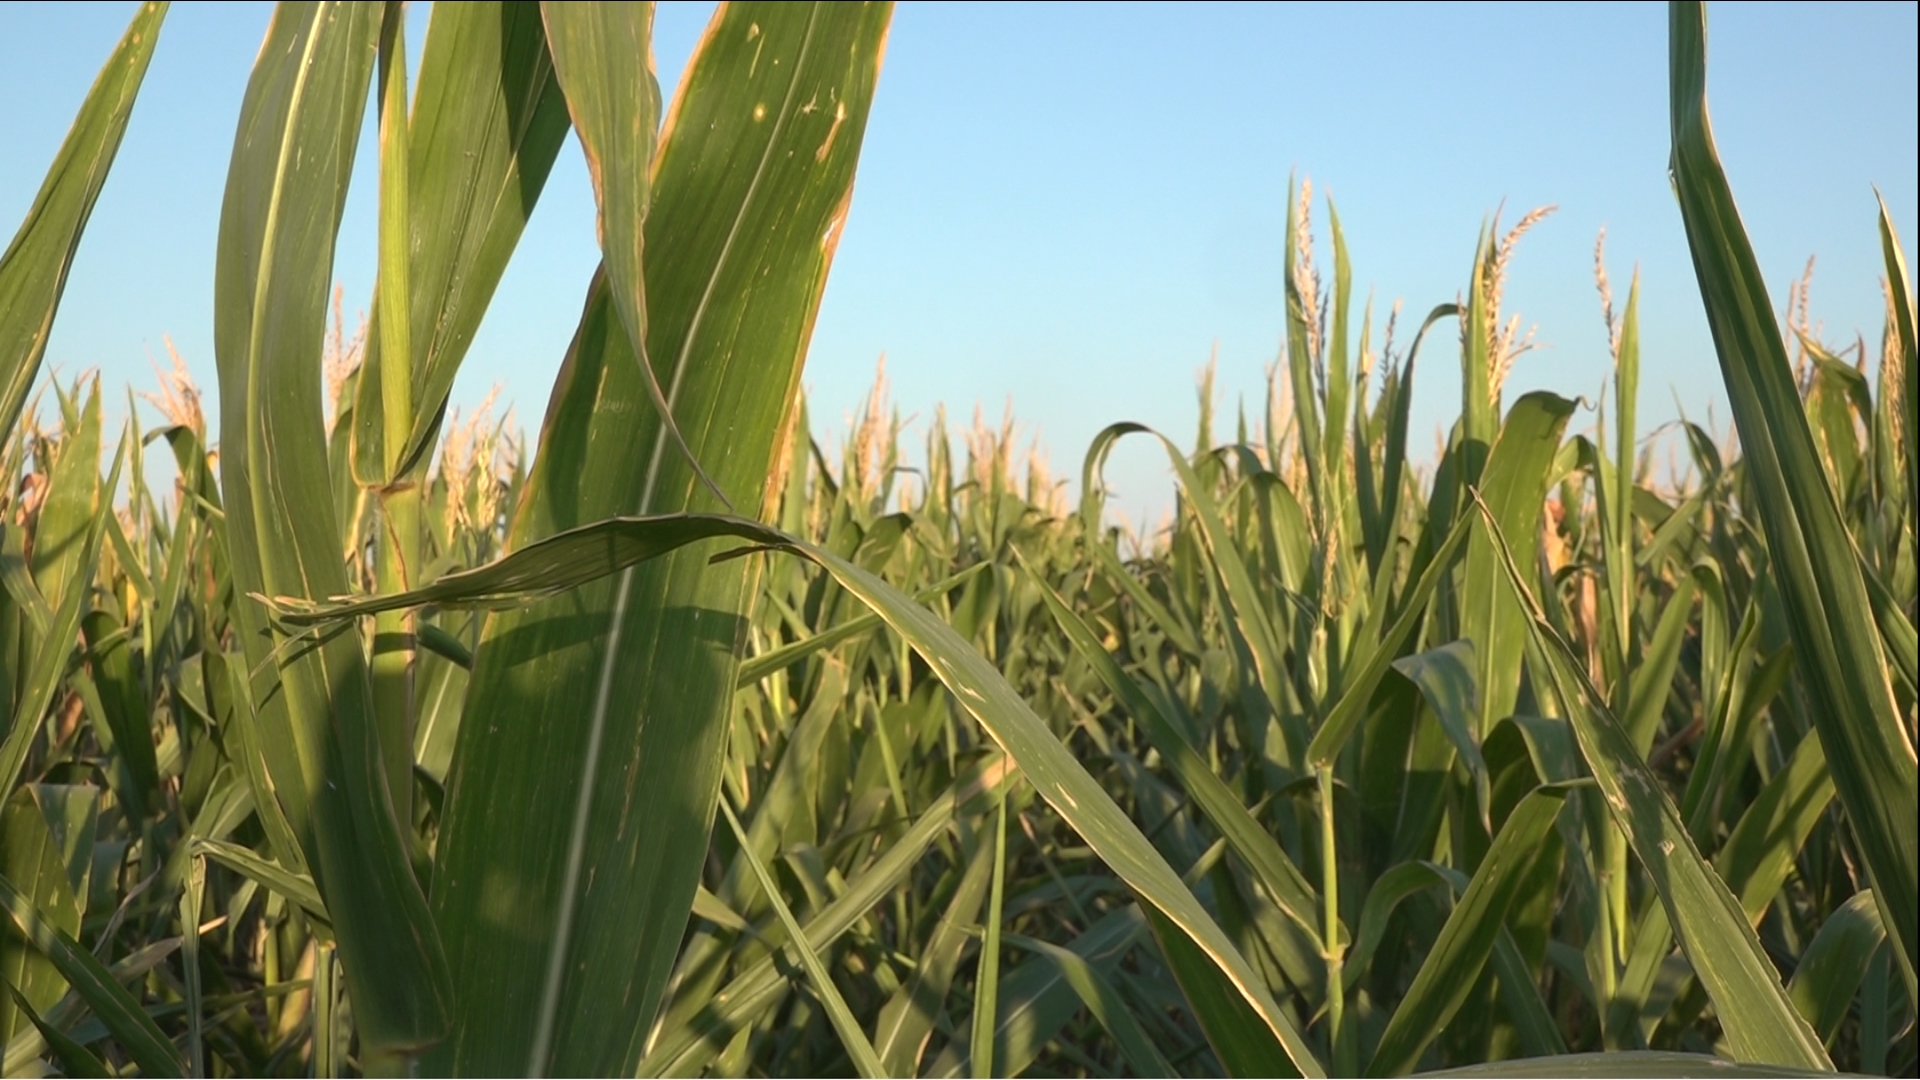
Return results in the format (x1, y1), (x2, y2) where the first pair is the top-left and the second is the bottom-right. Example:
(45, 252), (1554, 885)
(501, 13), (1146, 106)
(0, 1), (1914, 1077)
(3, 1), (893, 1074)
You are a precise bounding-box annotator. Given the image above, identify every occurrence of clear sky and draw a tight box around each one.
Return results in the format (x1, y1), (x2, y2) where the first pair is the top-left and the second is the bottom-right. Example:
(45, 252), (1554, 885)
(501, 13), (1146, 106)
(3, 1), (1915, 526)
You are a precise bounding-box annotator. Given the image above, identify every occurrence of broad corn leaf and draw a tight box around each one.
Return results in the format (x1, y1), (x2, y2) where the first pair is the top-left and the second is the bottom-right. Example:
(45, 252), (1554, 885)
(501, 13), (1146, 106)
(211, 1), (451, 1053)
(426, 6), (892, 1074)
(1475, 492), (1832, 1069)
(1669, 0), (1918, 997)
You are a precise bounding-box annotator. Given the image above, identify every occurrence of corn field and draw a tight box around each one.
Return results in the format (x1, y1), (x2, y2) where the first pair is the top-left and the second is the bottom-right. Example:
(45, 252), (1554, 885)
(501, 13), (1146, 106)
(0, 2), (1913, 1077)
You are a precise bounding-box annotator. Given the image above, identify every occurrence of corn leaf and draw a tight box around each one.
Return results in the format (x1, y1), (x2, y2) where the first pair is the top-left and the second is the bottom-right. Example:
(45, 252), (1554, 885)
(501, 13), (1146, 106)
(211, 0), (451, 1052)
(1459, 391), (1578, 736)
(717, 794), (885, 1078)
(1475, 491), (1831, 1069)
(1418, 1052), (1840, 1078)
(278, 504), (1326, 1075)
(351, 0), (572, 481)
(1787, 890), (1885, 1044)
(426, 6), (891, 1074)
(0, 870), (181, 1079)
(1366, 784), (1572, 1077)
(0, 793), (82, 1048)
(0, 2), (164, 437)
(1004, 932), (1179, 1079)
(1669, 0), (1918, 997)
(638, 756), (1011, 1077)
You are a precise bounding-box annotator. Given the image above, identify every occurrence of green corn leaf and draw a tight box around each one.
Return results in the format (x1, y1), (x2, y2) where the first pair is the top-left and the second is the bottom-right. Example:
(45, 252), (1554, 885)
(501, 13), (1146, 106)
(931, 906), (1148, 1080)
(1623, 572), (1698, 757)
(6, 987), (110, 1079)
(541, 0), (721, 507)
(1145, 903), (1297, 1078)
(737, 562), (989, 687)
(274, 503), (1326, 1075)
(211, 0), (450, 1052)
(0, 792), (82, 1049)
(1025, 556), (1329, 946)
(1459, 391), (1578, 736)
(1348, 862), (1458, 986)
(269, 513), (787, 625)
(177, 852), (204, 1078)
(24, 787), (96, 923)
(1876, 193), (1917, 523)
(1787, 890), (1886, 1044)
(717, 794), (885, 1078)
(0, 526), (51, 637)
(0, 870), (182, 1078)
(873, 835), (994, 1077)
(1309, 510), (1475, 767)
(1716, 729), (1835, 922)
(190, 838), (330, 928)
(1473, 490), (1832, 1069)
(351, 0), (571, 481)
(1366, 784), (1573, 1077)
(81, 608), (159, 818)
(1392, 639), (1491, 831)
(1670, 0), (1917, 997)
(1144, 426), (1302, 766)
(29, 377), (102, 625)
(0, 2), (165, 438)
(638, 756), (1011, 1077)
(1, 433), (122, 798)
(971, 784), (1008, 1080)
(1417, 1051), (1841, 1078)
(1371, 304), (1459, 574)
(1003, 932), (1179, 1079)
(427, 8), (895, 1071)
(0, 938), (185, 1076)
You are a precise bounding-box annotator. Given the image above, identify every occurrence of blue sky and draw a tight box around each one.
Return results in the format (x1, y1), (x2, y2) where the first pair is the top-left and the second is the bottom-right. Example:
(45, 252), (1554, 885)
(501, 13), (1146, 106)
(2, 1), (1915, 525)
